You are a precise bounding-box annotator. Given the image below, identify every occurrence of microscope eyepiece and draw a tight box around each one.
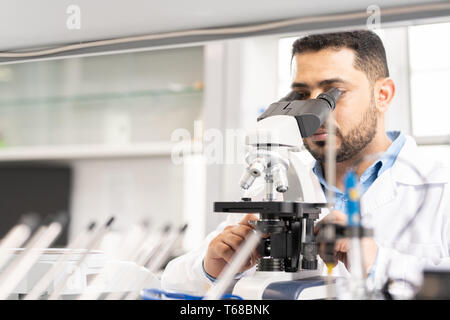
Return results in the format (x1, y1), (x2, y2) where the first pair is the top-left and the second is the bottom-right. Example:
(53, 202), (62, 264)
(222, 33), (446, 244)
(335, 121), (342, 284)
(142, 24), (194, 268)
(317, 87), (342, 110)
(257, 87), (342, 137)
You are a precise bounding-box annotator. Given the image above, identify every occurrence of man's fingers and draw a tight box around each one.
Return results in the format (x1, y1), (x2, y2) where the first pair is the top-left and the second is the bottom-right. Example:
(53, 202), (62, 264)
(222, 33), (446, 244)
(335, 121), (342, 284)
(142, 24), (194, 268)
(335, 239), (349, 253)
(228, 224), (254, 239)
(222, 232), (245, 252)
(213, 241), (235, 263)
(238, 214), (258, 228)
(209, 214), (261, 275)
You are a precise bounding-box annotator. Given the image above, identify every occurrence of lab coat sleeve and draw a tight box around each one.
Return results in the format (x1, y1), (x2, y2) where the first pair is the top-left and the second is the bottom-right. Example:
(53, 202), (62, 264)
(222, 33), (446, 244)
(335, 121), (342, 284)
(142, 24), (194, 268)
(368, 244), (450, 291)
(368, 181), (450, 291)
(160, 213), (253, 295)
(160, 181), (266, 295)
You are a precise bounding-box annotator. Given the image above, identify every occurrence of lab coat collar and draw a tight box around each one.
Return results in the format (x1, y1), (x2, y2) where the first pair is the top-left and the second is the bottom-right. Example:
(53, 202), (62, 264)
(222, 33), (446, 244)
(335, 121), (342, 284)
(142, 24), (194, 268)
(390, 135), (449, 185)
(360, 166), (397, 214)
(361, 134), (448, 214)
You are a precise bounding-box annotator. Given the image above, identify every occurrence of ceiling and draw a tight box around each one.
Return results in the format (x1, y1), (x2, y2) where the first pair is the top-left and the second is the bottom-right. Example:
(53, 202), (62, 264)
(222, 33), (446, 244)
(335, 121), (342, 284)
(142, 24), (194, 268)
(0, 0), (449, 51)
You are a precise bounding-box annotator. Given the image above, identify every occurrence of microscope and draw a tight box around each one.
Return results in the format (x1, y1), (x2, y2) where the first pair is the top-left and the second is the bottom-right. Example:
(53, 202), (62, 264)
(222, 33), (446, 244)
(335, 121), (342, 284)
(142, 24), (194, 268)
(214, 88), (342, 299)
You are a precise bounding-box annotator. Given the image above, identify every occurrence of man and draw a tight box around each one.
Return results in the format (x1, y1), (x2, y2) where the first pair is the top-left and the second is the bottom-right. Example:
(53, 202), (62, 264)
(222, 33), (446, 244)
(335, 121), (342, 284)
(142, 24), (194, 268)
(161, 30), (450, 295)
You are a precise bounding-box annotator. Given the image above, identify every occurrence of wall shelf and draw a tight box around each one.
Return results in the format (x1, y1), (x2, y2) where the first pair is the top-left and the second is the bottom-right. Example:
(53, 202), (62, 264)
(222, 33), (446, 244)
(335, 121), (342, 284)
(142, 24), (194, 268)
(0, 87), (203, 108)
(0, 141), (201, 162)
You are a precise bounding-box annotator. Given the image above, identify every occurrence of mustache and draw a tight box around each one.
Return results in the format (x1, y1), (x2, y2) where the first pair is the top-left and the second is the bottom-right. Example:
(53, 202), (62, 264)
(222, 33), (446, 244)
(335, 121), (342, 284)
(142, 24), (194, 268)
(316, 123), (343, 138)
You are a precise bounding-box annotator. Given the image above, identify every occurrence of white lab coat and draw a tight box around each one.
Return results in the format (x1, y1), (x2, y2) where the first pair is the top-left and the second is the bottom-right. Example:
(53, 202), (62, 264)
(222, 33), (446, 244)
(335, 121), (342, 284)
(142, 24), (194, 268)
(160, 135), (450, 295)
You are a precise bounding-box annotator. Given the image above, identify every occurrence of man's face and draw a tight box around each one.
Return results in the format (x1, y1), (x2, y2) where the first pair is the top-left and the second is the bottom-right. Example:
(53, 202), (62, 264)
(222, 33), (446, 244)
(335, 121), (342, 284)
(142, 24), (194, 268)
(292, 48), (378, 163)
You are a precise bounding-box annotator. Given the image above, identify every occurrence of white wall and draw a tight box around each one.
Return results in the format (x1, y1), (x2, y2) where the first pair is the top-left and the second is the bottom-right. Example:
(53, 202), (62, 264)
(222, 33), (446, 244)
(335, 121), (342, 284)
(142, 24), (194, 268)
(2, 0), (445, 50)
(381, 27), (412, 135)
(69, 157), (184, 237)
(201, 37), (280, 234)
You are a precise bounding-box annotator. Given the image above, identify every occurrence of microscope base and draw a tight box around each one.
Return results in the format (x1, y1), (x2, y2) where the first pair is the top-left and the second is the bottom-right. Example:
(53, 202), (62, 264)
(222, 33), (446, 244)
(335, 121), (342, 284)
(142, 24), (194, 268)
(232, 271), (336, 300)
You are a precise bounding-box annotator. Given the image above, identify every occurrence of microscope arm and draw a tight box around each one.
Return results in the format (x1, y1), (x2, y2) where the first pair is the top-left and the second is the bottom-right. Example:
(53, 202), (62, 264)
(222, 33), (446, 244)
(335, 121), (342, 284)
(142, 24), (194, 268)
(284, 150), (327, 204)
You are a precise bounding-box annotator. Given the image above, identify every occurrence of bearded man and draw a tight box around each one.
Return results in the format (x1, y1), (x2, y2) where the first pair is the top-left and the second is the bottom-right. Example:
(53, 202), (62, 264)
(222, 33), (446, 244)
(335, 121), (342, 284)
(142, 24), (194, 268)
(160, 30), (450, 296)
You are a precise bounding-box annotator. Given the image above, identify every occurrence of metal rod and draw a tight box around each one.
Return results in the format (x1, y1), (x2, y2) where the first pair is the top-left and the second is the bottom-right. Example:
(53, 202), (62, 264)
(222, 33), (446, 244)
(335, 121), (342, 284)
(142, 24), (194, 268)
(123, 224), (188, 300)
(101, 223), (152, 300)
(106, 225), (172, 300)
(325, 112), (337, 300)
(203, 229), (261, 300)
(48, 216), (114, 300)
(325, 112), (336, 209)
(265, 175), (274, 201)
(24, 221), (97, 300)
(0, 217), (64, 300)
(148, 224), (188, 273)
(0, 214), (40, 273)
(76, 222), (149, 300)
(103, 225), (166, 300)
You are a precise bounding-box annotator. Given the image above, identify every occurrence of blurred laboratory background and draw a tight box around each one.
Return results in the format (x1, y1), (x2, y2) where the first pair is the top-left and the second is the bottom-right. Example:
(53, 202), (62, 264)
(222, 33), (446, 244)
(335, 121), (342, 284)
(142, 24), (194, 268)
(0, 0), (449, 259)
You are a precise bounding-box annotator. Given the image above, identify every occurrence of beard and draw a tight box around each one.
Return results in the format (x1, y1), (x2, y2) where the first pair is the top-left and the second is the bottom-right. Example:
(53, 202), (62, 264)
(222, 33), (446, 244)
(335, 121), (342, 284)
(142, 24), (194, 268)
(303, 97), (378, 163)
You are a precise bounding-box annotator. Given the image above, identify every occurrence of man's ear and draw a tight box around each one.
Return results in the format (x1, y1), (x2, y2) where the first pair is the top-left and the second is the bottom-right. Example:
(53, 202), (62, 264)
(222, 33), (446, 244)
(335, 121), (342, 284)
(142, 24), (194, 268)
(374, 77), (395, 114)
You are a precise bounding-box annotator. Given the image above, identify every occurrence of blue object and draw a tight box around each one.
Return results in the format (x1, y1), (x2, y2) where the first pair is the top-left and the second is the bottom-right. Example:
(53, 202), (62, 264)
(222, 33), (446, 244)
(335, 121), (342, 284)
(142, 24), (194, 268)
(201, 258), (244, 283)
(141, 288), (243, 300)
(142, 278), (331, 300)
(262, 277), (330, 300)
(201, 259), (218, 282)
(367, 251), (379, 279)
(344, 170), (360, 227)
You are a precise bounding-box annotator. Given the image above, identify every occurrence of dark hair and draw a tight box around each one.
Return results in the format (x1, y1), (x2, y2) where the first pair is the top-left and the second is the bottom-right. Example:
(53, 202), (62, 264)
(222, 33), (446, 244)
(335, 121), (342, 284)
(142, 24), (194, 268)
(292, 30), (389, 83)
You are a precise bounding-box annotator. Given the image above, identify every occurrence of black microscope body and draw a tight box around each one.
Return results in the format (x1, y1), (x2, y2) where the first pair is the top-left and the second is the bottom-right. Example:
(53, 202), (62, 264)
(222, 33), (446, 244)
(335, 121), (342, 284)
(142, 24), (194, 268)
(214, 200), (326, 272)
(213, 88), (342, 274)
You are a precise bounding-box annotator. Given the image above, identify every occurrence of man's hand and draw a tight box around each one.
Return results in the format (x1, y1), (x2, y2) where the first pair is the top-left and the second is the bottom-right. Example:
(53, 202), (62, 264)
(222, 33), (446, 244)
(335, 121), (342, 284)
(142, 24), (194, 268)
(204, 214), (260, 279)
(315, 210), (378, 276)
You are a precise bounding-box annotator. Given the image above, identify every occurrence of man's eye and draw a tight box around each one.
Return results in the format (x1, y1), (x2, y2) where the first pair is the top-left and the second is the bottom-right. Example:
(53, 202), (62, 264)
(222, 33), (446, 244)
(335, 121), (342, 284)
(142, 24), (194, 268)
(282, 91), (309, 101)
(293, 92), (309, 100)
(335, 90), (346, 97)
(325, 87), (345, 95)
